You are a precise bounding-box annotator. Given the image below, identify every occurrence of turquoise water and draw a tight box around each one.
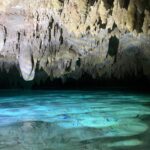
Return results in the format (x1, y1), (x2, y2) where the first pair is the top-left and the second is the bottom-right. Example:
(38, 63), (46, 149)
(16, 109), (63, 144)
(0, 90), (150, 150)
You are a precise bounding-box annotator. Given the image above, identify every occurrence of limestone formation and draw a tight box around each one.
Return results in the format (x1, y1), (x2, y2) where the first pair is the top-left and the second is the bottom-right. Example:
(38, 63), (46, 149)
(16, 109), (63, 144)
(0, 0), (149, 85)
(18, 40), (35, 81)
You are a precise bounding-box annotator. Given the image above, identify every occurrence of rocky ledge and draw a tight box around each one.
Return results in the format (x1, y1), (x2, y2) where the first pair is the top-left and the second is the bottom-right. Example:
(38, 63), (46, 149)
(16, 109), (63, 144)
(0, 0), (150, 88)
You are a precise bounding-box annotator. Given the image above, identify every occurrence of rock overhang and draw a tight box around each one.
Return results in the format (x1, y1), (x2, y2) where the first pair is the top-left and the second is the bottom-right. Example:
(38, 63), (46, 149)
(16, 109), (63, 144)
(0, 0), (149, 86)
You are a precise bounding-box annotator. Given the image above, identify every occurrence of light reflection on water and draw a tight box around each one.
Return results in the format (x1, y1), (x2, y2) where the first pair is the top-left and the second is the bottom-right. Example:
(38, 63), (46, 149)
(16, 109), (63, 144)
(0, 90), (150, 150)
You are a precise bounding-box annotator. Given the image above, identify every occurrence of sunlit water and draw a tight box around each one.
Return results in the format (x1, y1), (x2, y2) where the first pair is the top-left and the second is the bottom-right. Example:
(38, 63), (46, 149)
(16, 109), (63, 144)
(0, 90), (150, 150)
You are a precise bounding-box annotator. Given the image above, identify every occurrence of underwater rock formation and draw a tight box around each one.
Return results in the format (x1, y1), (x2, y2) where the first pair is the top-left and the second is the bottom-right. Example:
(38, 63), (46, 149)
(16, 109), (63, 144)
(0, 0), (149, 86)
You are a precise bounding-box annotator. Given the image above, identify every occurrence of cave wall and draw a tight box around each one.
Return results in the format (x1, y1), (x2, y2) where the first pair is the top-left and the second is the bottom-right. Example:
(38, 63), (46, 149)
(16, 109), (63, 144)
(0, 0), (150, 87)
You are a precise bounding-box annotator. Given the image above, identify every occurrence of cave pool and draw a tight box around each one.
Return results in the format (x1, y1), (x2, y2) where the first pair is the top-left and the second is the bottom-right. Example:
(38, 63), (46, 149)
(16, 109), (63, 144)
(0, 90), (150, 150)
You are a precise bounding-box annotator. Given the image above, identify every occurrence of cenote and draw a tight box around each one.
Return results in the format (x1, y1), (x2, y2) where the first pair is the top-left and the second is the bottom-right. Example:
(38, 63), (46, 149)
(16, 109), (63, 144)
(0, 0), (150, 150)
(0, 90), (150, 150)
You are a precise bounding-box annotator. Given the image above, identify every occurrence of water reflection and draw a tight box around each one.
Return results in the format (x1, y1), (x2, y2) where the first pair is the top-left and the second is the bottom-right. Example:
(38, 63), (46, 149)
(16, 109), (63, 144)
(0, 90), (150, 150)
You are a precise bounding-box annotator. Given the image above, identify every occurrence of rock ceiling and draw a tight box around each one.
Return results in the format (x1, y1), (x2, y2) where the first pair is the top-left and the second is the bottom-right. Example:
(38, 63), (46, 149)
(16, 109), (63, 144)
(0, 0), (149, 83)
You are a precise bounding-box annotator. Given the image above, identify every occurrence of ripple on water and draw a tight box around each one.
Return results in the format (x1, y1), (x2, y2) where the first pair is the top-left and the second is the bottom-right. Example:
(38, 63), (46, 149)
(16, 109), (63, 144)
(0, 90), (150, 150)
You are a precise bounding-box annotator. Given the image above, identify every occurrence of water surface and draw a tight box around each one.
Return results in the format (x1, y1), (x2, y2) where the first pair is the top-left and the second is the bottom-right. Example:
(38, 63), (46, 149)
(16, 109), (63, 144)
(0, 90), (150, 150)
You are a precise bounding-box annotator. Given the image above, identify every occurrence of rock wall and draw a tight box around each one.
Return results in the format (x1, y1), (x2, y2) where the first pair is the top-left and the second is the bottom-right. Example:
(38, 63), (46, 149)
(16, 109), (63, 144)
(0, 0), (150, 86)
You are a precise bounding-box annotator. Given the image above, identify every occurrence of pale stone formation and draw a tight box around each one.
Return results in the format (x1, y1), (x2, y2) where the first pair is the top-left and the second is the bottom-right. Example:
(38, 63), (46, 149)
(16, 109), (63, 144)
(0, 26), (4, 52)
(18, 40), (35, 81)
(0, 0), (149, 83)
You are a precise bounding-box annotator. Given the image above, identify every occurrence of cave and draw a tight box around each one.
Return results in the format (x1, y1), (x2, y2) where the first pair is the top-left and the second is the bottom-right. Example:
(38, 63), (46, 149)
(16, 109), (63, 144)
(0, 0), (150, 150)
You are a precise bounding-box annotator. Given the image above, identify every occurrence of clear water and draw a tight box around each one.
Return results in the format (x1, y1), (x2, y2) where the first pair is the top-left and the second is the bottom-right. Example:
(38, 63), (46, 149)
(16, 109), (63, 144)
(0, 90), (150, 150)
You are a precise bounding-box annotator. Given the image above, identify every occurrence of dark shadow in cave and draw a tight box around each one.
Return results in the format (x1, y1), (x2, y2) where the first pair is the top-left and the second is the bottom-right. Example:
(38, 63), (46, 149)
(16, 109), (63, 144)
(106, 35), (119, 63)
(118, 0), (130, 9)
(0, 66), (149, 92)
(0, 59), (149, 92)
(88, 0), (98, 6)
